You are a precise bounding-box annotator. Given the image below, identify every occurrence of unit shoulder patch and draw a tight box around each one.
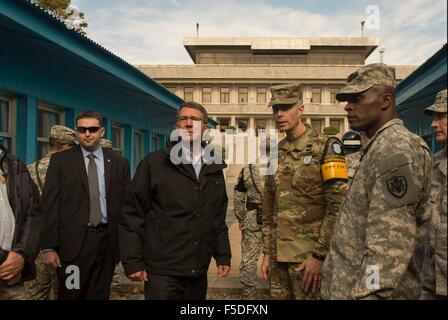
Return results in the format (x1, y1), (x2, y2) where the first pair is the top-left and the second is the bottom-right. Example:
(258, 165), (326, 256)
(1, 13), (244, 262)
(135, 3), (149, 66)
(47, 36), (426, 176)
(386, 175), (407, 198)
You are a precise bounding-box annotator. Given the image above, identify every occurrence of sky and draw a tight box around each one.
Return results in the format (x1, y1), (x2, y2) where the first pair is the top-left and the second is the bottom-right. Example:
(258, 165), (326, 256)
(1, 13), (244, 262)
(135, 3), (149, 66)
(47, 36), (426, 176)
(71, 0), (447, 66)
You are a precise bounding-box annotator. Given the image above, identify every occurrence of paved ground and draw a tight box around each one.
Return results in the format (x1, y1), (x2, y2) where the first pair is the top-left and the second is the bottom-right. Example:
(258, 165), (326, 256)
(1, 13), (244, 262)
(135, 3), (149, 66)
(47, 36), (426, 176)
(110, 214), (269, 300)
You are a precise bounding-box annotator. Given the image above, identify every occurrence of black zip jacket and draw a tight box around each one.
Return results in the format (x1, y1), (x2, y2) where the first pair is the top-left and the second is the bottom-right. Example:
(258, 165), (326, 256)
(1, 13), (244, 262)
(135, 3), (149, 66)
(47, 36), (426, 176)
(119, 145), (231, 277)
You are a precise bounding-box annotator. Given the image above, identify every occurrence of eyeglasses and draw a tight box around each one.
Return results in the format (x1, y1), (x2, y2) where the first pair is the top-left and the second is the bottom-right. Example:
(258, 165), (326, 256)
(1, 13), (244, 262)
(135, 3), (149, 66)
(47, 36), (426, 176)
(177, 115), (204, 123)
(76, 126), (101, 133)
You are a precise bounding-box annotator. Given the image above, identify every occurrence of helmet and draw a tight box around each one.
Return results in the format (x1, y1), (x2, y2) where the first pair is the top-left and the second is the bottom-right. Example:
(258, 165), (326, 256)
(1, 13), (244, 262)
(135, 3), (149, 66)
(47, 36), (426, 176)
(342, 131), (362, 149)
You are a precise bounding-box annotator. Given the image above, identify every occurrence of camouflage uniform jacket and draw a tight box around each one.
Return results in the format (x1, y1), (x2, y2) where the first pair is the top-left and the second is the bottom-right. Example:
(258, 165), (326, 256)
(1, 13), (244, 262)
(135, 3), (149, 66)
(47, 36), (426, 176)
(234, 157), (269, 232)
(321, 118), (432, 300)
(421, 146), (447, 296)
(345, 151), (362, 185)
(262, 124), (347, 262)
(27, 153), (51, 196)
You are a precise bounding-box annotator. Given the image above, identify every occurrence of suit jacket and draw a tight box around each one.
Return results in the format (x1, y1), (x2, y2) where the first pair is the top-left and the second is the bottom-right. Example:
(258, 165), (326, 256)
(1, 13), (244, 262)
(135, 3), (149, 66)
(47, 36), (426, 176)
(41, 145), (130, 263)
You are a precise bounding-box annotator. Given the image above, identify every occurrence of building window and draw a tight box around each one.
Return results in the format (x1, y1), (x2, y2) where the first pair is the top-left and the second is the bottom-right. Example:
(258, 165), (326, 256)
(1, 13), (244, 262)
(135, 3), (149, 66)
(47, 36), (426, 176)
(166, 87), (176, 94)
(37, 104), (64, 159)
(202, 87), (212, 104)
(236, 118), (248, 132)
(0, 95), (14, 152)
(220, 88), (230, 104)
(134, 130), (144, 169)
(311, 88), (322, 104)
(257, 87), (266, 104)
(184, 87), (194, 101)
(238, 87), (248, 104)
(217, 117), (231, 133)
(111, 123), (124, 156)
(311, 119), (323, 134)
(330, 87), (339, 104)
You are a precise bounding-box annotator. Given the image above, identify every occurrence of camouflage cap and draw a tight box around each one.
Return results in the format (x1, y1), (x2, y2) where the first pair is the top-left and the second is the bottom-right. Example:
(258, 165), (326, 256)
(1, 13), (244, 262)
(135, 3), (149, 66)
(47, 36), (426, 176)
(336, 63), (396, 102)
(268, 84), (303, 107)
(424, 89), (447, 115)
(50, 125), (78, 144)
(100, 138), (113, 149)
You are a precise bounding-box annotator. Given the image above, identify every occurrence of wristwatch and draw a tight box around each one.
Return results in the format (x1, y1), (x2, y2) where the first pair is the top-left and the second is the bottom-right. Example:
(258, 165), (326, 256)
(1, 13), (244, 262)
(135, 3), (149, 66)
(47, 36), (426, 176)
(312, 252), (326, 262)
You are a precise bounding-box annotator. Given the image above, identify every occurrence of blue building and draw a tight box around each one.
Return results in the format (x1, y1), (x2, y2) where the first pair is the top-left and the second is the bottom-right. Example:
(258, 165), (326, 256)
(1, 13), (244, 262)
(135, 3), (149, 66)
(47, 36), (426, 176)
(0, 0), (217, 172)
(396, 43), (447, 153)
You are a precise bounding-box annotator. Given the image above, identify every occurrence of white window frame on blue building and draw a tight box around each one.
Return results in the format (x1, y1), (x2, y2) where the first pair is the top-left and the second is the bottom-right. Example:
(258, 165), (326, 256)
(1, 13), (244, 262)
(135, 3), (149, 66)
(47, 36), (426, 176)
(0, 92), (16, 153)
(37, 102), (65, 159)
(112, 122), (125, 156)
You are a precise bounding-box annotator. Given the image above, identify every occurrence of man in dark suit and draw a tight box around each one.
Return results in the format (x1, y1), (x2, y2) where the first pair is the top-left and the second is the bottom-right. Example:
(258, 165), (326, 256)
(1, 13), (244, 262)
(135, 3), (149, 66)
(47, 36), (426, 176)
(41, 110), (130, 300)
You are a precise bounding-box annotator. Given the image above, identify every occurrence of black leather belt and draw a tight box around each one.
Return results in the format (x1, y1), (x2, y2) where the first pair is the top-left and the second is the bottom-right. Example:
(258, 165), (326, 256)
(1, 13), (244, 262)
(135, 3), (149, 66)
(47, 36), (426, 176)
(87, 223), (108, 232)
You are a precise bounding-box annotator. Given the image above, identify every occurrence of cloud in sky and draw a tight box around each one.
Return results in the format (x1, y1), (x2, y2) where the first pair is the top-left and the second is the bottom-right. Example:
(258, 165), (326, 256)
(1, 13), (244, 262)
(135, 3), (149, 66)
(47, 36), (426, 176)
(72, 0), (447, 66)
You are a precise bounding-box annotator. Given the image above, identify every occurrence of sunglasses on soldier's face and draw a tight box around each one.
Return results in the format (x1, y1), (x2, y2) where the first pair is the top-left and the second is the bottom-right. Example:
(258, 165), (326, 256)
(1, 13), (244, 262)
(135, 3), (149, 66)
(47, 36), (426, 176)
(76, 126), (101, 133)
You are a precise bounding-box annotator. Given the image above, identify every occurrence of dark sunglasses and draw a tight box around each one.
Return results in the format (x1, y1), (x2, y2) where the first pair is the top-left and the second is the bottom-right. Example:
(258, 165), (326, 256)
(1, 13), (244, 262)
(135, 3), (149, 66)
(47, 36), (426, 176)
(76, 126), (101, 133)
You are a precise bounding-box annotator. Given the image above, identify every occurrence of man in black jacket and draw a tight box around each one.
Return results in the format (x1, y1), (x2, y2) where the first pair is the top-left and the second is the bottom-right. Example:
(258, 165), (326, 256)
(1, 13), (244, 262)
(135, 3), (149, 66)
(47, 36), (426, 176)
(120, 101), (231, 300)
(41, 111), (130, 300)
(0, 145), (41, 300)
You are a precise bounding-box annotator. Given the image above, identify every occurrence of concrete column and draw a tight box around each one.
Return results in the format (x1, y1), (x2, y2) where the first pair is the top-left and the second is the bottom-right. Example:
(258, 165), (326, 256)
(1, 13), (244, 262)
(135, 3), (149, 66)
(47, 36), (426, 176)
(194, 85), (200, 103)
(249, 117), (255, 130)
(344, 117), (349, 133)
(325, 117), (330, 128)
(230, 116), (236, 127)
(232, 85), (237, 104)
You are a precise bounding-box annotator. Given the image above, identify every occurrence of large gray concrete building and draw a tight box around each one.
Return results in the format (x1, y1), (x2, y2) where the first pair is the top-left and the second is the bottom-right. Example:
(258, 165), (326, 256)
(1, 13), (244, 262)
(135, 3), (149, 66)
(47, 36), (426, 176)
(137, 37), (416, 207)
(137, 37), (415, 136)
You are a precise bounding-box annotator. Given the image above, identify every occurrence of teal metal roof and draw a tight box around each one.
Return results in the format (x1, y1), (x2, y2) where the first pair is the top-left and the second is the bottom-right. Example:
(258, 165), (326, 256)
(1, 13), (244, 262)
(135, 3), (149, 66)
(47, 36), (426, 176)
(207, 118), (218, 128)
(0, 0), (184, 111)
(395, 43), (447, 153)
(396, 43), (447, 111)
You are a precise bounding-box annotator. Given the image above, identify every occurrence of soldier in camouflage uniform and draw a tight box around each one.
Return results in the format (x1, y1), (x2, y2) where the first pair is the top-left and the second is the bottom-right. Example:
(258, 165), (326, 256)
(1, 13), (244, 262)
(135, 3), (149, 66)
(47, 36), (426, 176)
(25, 125), (78, 300)
(261, 84), (348, 300)
(421, 89), (447, 300)
(341, 130), (362, 184)
(234, 136), (274, 299)
(321, 63), (432, 300)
